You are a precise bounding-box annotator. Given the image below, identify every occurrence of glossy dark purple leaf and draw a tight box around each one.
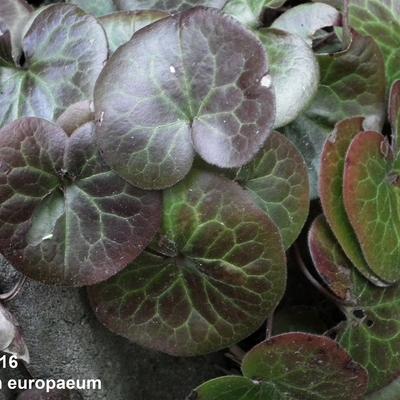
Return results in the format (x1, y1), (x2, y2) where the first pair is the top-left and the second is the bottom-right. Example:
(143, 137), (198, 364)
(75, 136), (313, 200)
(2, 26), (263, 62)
(94, 7), (275, 190)
(0, 118), (161, 286)
(89, 170), (286, 356)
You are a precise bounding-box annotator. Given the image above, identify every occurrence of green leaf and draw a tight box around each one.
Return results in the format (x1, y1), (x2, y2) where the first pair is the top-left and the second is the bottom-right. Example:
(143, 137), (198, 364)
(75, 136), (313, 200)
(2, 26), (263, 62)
(256, 28), (319, 128)
(319, 117), (387, 285)
(347, 0), (400, 89)
(94, 7), (275, 190)
(223, 0), (287, 28)
(307, 211), (400, 392)
(99, 11), (167, 55)
(0, 117), (161, 287)
(235, 131), (309, 249)
(271, 3), (341, 46)
(308, 214), (354, 303)
(0, 4), (108, 129)
(343, 131), (400, 283)
(55, 100), (94, 136)
(241, 333), (368, 400)
(366, 378), (400, 400)
(283, 30), (386, 198)
(333, 265), (400, 392)
(88, 170), (286, 356)
(0, 0), (33, 63)
(194, 332), (367, 399)
(117, 0), (227, 12)
(67, 0), (117, 16)
(194, 376), (283, 399)
(388, 80), (400, 154)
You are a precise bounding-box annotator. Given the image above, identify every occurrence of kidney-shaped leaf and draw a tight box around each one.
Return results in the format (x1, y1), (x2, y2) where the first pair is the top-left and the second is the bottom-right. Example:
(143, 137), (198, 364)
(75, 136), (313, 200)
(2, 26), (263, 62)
(235, 132), (309, 249)
(241, 333), (368, 400)
(117, 0), (227, 12)
(88, 170), (286, 356)
(99, 11), (167, 54)
(223, 0), (287, 27)
(0, 0), (32, 63)
(256, 28), (319, 128)
(271, 3), (341, 46)
(0, 4), (108, 129)
(0, 118), (161, 287)
(308, 215), (354, 303)
(194, 333), (368, 400)
(283, 31), (386, 198)
(348, 0), (400, 88)
(307, 211), (400, 393)
(343, 131), (400, 283)
(67, 0), (117, 16)
(319, 117), (388, 286)
(389, 80), (400, 154)
(193, 376), (283, 399)
(94, 7), (275, 190)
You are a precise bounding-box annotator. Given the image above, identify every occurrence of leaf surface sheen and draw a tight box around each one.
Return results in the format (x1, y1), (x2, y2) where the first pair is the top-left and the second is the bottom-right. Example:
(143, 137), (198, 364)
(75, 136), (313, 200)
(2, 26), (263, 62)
(256, 28), (319, 129)
(235, 132), (309, 249)
(194, 333), (368, 400)
(343, 131), (400, 283)
(94, 7), (275, 190)
(88, 170), (286, 356)
(0, 118), (161, 287)
(223, 0), (287, 27)
(271, 2), (341, 46)
(319, 117), (388, 286)
(0, 4), (108, 129)
(283, 31), (386, 198)
(99, 11), (167, 55)
(308, 215), (400, 393)
(308, 215), (354, 303)
(347, 0), (400, 88)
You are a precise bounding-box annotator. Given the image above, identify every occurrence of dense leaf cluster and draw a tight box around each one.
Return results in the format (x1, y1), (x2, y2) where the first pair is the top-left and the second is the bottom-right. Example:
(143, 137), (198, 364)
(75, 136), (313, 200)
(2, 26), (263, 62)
(0, 0), (398, 399)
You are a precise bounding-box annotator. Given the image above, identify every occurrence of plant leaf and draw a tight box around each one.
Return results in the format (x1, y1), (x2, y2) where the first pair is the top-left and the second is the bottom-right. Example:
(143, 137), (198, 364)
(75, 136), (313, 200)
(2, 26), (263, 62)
(343, 131), (400, 283)
(366, 378), (400, 400)
(0, 4), (108, 129)
(99, 11), (167, 55)
(388, 80), (400, 154)
(94, 7), (275, 190)
(241, 333), (367, 400)
(256, 28), (319, 128)
(347, 0), (400, 88)
(67, 0), (117, 16)
(56, 100), (94, 136)
(116, 0), (227, 12)
(235, 131), (309, 249)
(0, 302), (29, 362)
(0, 0), (33, 63)
(307, 210), (400, 392)
(88, 169), (286, 356)
(193, 376), (283, 399)
(0, 118), (161, 286)
(283, 30), (386, 198)
(271, 3), (341, 46)
(308, 214), (354, 303)
(319, 117), (388, 285)
(223, 0), (287, 28)
(334, 261), (400, 392)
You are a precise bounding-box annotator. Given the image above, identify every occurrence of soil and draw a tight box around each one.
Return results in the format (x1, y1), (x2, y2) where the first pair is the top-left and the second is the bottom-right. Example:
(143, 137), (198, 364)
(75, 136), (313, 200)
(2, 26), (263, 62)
(0, 258), (226, 399)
